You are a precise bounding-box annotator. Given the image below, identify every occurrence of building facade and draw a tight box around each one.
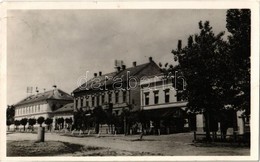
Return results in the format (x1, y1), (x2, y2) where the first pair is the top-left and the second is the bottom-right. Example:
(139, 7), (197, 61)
(72, 57), (161, 133)
(53, 103), (74, 130)
(140, 74), (195, 134)
(14, 87), (73, 124)
(73, 57), (161, 114)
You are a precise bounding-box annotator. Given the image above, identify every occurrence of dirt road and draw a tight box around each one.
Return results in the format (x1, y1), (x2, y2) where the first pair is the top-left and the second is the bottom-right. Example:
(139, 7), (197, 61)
(7, 132), (250, 156)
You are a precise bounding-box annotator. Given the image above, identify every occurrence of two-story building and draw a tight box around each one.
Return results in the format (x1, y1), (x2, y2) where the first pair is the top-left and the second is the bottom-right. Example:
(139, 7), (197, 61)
(140, 74), (197, 134)
(14, 86), (73, 127)
(72, 57), (161, 133)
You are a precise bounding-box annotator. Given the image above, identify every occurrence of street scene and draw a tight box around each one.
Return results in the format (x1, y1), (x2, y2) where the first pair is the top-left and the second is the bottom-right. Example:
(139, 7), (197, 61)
(6, 8), (252, 158)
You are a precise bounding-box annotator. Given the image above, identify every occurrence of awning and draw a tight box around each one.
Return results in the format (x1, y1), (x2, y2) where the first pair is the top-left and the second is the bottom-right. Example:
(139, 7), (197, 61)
(143, 108), (182, 120)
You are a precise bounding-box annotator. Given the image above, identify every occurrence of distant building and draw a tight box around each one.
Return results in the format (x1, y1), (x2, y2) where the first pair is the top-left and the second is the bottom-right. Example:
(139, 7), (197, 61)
(14, 86), (73, 123)
(140, 74), (196, 134)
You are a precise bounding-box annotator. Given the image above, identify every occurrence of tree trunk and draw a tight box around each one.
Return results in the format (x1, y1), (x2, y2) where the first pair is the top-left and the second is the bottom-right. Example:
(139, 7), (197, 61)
(205, 111), (211, 142)
(95, 123), (99, 134)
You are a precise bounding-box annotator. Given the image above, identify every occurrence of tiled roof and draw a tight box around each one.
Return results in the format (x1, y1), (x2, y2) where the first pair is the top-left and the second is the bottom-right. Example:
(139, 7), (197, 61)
(15, 89), (73, 106)
(73, 61), (160, 93)
(54, 103), (74, 113)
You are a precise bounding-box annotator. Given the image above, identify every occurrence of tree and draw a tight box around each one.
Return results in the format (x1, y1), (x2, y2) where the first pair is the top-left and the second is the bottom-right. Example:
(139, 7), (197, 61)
(6, 120), (12, 131)
(226, 9), (251, 115)
(44, 118), (53, 131)
(28, 118), (36, 131)
(172, 21), (228, 141)
(37, 116), (45, 127)
(6, 105), (15, 131)
(14, 120), (20, 130)
(93, 106), (107, 134)
(65, 118), (73, 131)
(20, 118), (28, 131)
(57, 117), (64, 130)
(121, 108), (130, 135)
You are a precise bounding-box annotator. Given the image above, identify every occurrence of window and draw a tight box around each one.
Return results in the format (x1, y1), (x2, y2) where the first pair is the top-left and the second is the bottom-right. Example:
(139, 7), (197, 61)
(38, 105), (40, 112)
(144, 92), (149, 105)
(108, 93), (112, 103)
(101, 95), (105, 104)
(154, 91), (159, 104)
(115, 92), (119, 103)
(80, 98), (83, 108)
(96, 96), (100, 106)
(92, 96), (95, 107)
(86, 100), (89, 107)
(75, 99), (78, 109)
(123, 91), (127, 102)
(165, 89), (170, 103)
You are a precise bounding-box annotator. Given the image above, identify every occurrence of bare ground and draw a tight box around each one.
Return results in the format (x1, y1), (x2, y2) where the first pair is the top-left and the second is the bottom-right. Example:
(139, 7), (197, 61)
(7, 132), (250, 156)
(7, 140), (161, 156)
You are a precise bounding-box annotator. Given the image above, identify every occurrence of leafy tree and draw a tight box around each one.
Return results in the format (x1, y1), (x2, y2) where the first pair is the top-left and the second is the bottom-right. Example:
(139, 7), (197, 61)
(57, 117), (65, 130)
(6, 105), (15, 131)
(65, 118), (73, 129)
(6, 120), (12, 131)
(14, 120), (20, 130)
(225, 9), (251, 115)
(172, 21), (228, 141)
(121, 108), (131, 135)
(20, 118), (28, 131)
(65, 117), (73, 125)
(37, 116), (45, 127)
(28, 118), (36, 131)
(6, 105), (15, 121)
(73, 110), (83, 130)
(44, 118), (53, 131)
(93, 106), (107, 134)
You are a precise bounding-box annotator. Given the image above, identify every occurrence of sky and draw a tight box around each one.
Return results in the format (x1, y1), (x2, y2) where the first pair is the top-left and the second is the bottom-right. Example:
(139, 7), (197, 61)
(7, 9), (228, 105)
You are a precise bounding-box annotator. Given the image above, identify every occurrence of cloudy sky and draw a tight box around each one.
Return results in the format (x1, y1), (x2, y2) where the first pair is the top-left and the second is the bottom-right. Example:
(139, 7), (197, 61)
(7, 9), (228, 105)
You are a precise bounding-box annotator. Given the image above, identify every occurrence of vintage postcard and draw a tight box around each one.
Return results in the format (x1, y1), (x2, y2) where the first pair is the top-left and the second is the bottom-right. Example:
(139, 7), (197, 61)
(0, 1), (259, 161)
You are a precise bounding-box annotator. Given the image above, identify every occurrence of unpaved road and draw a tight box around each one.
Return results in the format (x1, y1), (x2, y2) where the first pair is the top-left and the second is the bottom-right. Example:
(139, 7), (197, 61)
(7, 132), (250, 156)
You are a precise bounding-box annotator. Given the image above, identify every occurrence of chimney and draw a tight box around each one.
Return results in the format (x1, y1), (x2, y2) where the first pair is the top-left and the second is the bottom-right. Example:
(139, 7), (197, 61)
(133, 61), (137, 67)
(36, 87), (39, 94)
(178, 40), (182, 51)
(116, 66), (121, 72)
(53, 85), (57, 90)
(94, 73), (97, 77)
(99, 71), (102, 76)
(122, 65), (126, 70)
(149, 57), (153, 62)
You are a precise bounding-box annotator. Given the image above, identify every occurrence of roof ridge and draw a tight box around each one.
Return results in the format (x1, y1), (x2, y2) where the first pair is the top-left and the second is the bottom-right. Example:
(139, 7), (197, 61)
(14, 88), (73, 106)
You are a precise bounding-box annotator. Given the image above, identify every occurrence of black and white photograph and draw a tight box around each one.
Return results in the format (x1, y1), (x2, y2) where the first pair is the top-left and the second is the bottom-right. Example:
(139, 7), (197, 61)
(1, 1), (259, 161)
